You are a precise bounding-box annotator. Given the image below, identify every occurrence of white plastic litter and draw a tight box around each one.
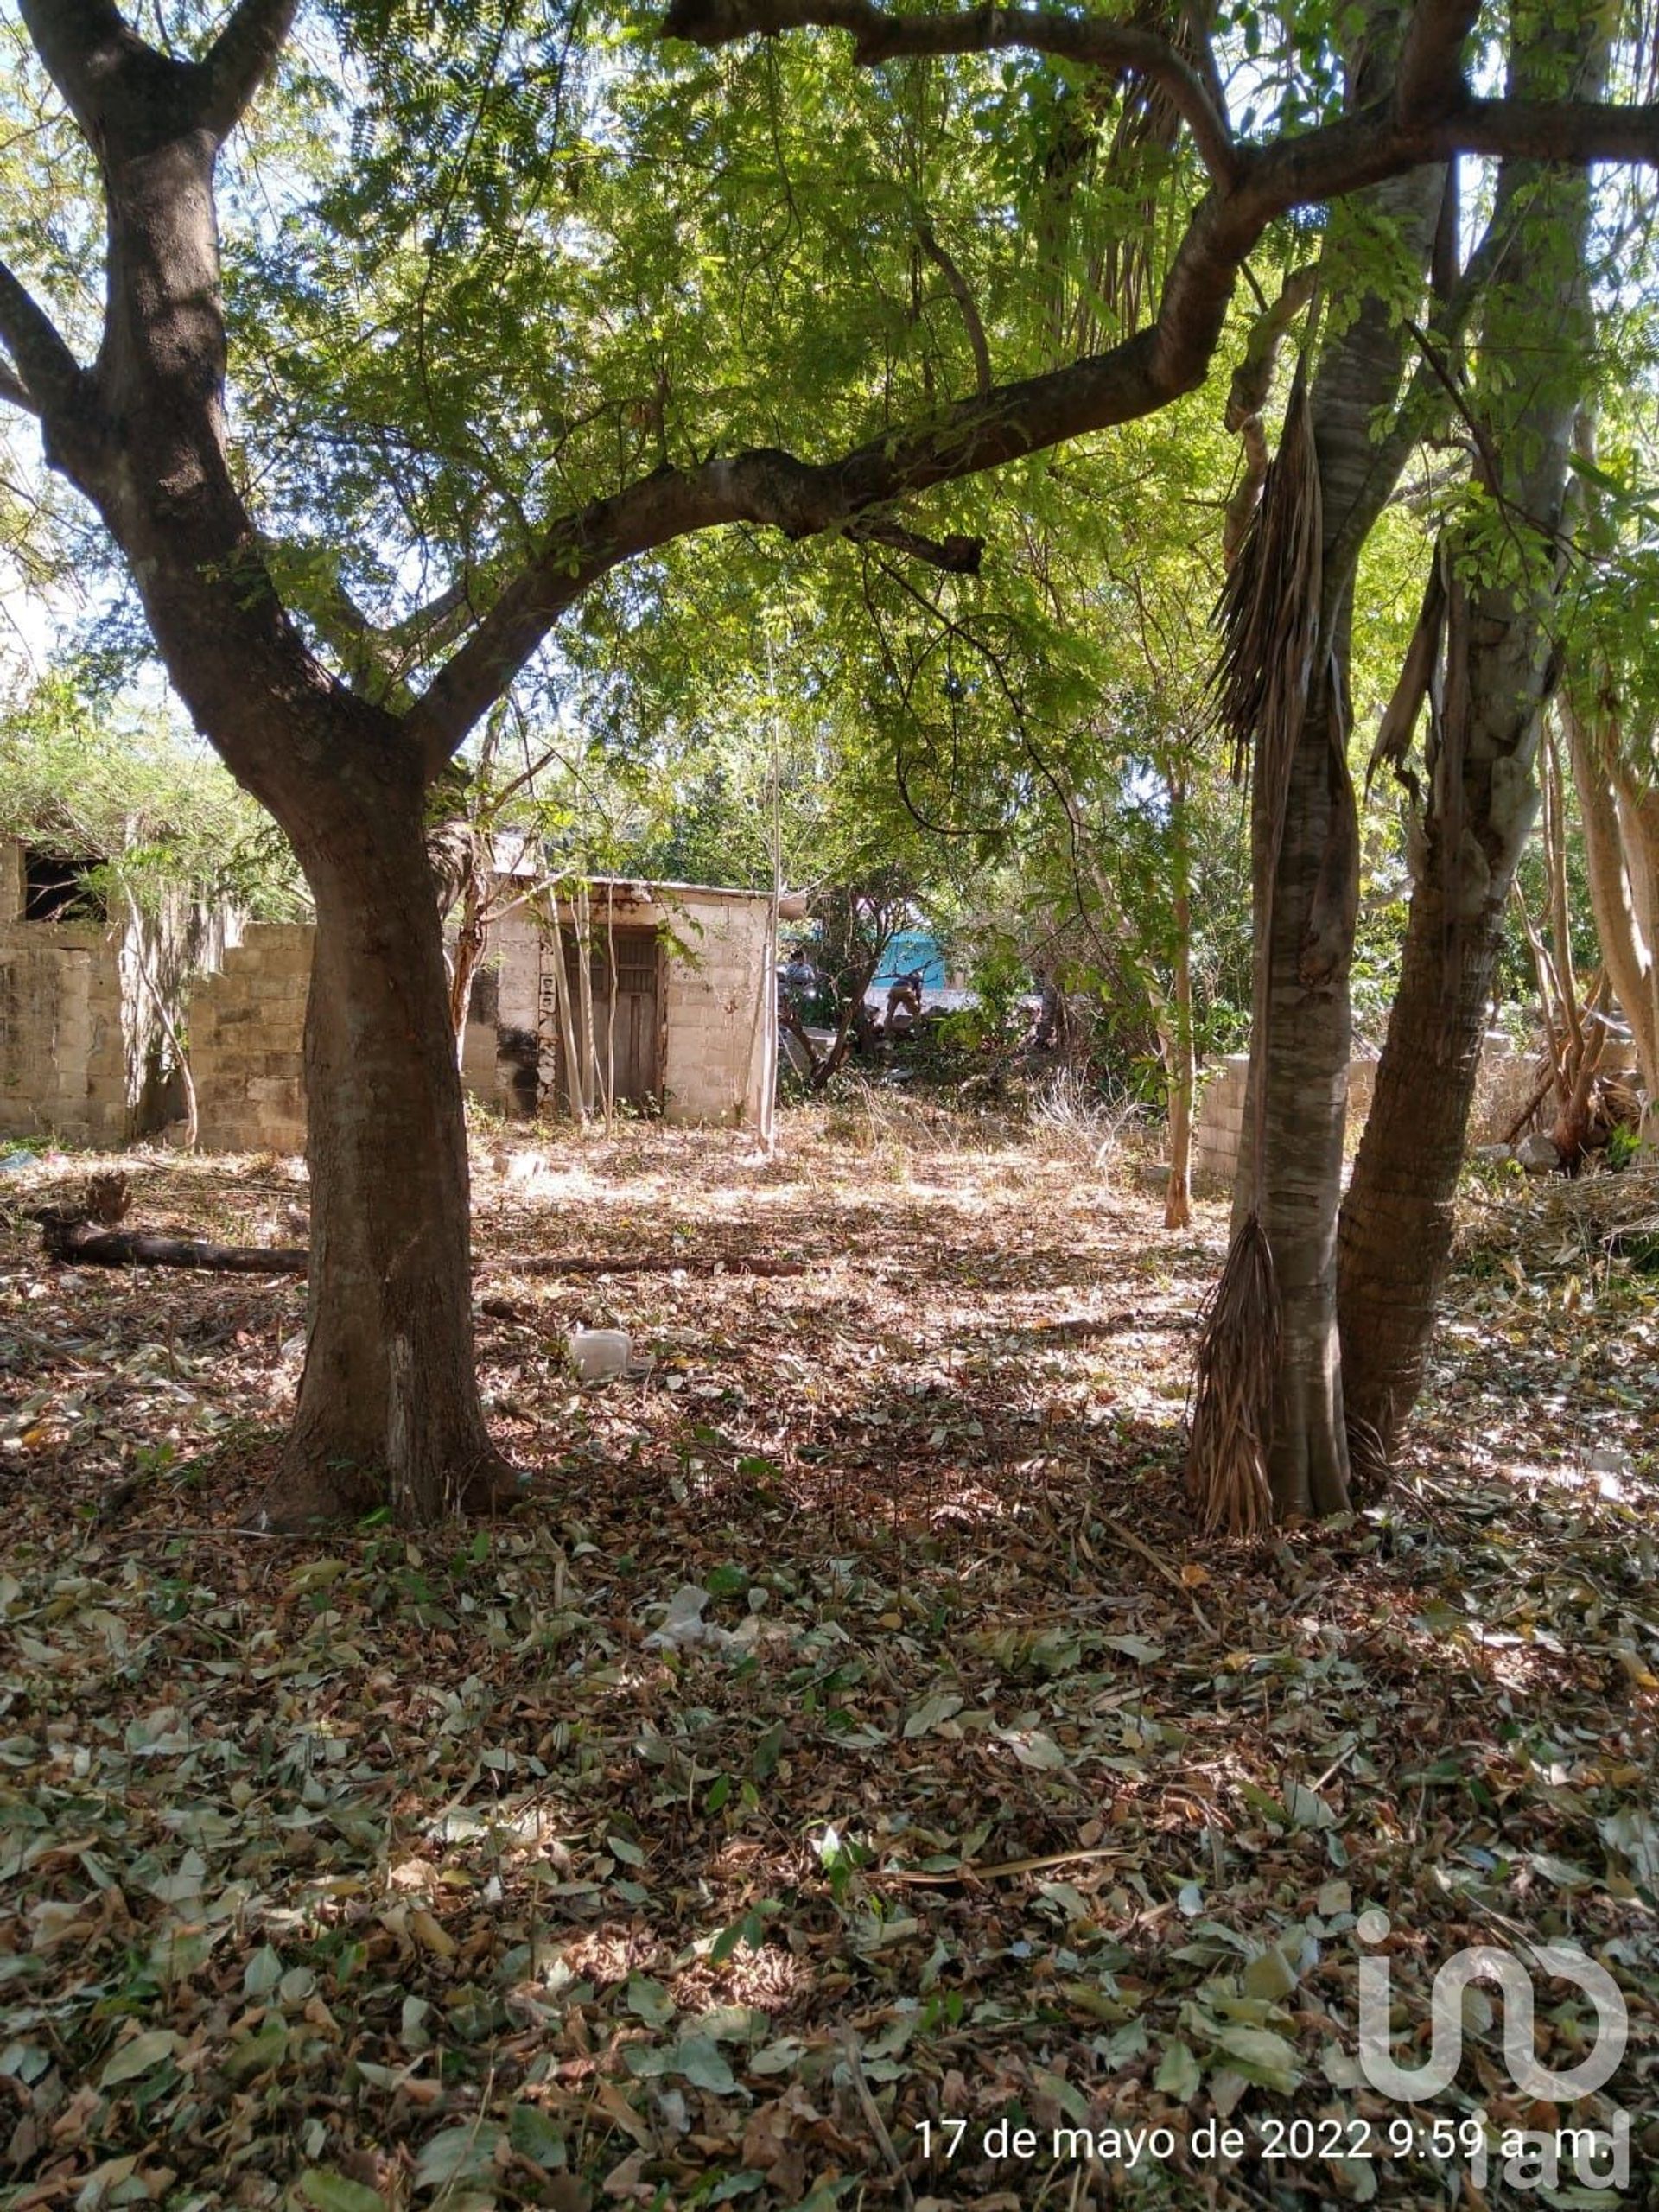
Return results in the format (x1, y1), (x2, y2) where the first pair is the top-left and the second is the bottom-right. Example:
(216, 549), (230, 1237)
(644, 1585), (736, 1650)
(568, 1326), (652, 1382)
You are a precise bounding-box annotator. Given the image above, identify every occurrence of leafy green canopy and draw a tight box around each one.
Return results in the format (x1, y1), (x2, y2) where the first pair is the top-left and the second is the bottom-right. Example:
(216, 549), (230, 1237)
(0, 675), (304, 917)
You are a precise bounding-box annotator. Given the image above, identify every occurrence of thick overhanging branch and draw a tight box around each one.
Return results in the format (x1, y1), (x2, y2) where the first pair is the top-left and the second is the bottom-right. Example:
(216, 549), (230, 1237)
(1446, 96), (1659, 166)
(194, 0), (301, 138)
(662, 0), (1659, 178)
(0, 256), (84, 419)
(661, 0), (1242, 184)
(404, 347), (1175, 774)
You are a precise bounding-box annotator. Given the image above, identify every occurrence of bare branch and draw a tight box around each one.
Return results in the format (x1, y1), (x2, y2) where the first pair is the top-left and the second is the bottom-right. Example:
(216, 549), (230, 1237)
(1445, 95), (1659, 166)
(0, 359), (41, 418)
(661, 0), (1242, 185)
(662, 0), (1659, 177)
(844, 515), (983, 569)
(0, 256), (85, 419)
(916, 222), (993, 397)
(194, 0), (301, 137)
(18, 0), (194, 146)
(17, 0), (136, 136)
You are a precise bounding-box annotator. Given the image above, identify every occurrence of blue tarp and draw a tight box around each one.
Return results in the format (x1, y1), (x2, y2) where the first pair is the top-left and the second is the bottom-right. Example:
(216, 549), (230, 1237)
(874, 931), (948, 989)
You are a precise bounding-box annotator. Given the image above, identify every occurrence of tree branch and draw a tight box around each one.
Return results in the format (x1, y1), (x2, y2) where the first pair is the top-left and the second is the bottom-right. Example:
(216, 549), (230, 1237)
(194, 0), (301, 137)
(844, 516), (982, 570)
(406, 2), (1659, 774)
(17, 0), (134, 135)
(0, 256), (85, 419)
(18, 0), (195, 147)
(660, 0), (1242, 185)
(662, 0), (1659, 176)
(1445, 96), (1659, 166)
(917, 222), (993, 397)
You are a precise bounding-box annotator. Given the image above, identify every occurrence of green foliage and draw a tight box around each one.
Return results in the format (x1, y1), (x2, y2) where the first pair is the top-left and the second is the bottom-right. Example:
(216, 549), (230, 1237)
(0, 675), (305, 918)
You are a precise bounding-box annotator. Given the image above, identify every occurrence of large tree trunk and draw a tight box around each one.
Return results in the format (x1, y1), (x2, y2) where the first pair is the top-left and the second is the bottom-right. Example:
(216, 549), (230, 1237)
(57, 103), (504, 1525)
(1234, 664), (1357, 1518)
(1231, 124), (1442, 1519)
(1338, 16), (1604, 1455)
(273, 781), (507, 1523)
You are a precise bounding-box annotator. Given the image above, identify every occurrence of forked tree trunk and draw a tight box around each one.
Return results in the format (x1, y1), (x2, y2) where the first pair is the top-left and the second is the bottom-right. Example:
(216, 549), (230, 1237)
(1335, 885), (1506, 1448)
(273, 775), (509, 1522)
(1338, 15), (1603, 1454)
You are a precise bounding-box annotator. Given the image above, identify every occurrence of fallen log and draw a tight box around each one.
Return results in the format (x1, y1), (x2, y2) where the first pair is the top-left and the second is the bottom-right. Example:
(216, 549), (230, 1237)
(506, 1253), (808, 1278)
(36, 1212), (308, 1274)
(34, 1211), (806, 1281)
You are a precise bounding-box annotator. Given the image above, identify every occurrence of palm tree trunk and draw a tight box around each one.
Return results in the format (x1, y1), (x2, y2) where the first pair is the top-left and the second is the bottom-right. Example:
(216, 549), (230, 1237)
(1233, 145), (1444, 1518)
(1338, 12), (1605, 1454)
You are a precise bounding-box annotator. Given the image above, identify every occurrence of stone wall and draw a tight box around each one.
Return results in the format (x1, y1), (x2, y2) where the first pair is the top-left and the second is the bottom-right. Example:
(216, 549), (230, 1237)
(180, 884), (778, 1150)
(190, 925), (311, 1154)
(0, 923), (130, 1146)
(1192, 1052), (1250, 1194)
(660, 892), (773, 1126)
(1192, 1037), (1516, 1194)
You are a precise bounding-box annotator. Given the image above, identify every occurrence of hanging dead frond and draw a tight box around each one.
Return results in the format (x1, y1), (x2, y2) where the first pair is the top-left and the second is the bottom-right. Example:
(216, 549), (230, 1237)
(1211, 371), (1323, 813)
(1345, 1410), (1391, 1505)
(1185, 1213), (1279, 1537)
(1366, 547), (1446, 793)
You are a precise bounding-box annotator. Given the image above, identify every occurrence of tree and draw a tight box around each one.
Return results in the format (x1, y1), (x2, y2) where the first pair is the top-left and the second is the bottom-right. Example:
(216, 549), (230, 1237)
(3, 0), (1656, 1522)
(1560, 417), (1659, 1139)
(1337, 3), (1608, 1460)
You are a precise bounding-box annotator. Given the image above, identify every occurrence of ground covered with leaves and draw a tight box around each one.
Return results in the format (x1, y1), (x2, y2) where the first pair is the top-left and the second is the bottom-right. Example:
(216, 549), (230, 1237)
(1, 1104), (1655, 2211)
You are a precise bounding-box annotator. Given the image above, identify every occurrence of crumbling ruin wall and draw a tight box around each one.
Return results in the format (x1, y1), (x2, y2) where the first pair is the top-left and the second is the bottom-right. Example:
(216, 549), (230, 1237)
(1192, 1034), (1526, 1194)
(0, 922), (130, 1146)
(190, 925), (311, 1154)
(481, 887), (774, 1126)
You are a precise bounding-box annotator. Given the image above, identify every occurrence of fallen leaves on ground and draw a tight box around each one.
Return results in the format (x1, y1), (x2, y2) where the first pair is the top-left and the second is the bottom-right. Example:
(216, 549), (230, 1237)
(0, 1104), (1654, 2210)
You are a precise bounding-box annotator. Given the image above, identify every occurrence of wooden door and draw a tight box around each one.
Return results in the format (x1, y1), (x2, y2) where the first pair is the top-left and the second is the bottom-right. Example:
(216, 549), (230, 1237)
(537, 925), (661, 1115)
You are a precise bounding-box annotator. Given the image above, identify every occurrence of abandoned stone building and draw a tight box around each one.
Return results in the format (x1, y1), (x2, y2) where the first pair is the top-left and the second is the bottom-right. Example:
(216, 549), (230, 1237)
(2, 831), (802, 1153)
(462, 876), (805, 1131)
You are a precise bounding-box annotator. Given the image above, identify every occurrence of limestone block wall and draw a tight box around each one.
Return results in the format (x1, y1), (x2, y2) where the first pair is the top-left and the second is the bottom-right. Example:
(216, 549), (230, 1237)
(0, 924), (130, 1146)
(1192, 1053), (1250, 1193)
(190, 925), (311, 1154)
(1192, 1039), (1504, 1194)
(661, 893), (772, 1126)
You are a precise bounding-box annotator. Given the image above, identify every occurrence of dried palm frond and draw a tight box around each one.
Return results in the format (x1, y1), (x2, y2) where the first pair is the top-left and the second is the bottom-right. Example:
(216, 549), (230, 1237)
(1186, 1213), (1278, 1536)
(1345, 1409), (1391, 1505)
(1211, 367), (1323, 806)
